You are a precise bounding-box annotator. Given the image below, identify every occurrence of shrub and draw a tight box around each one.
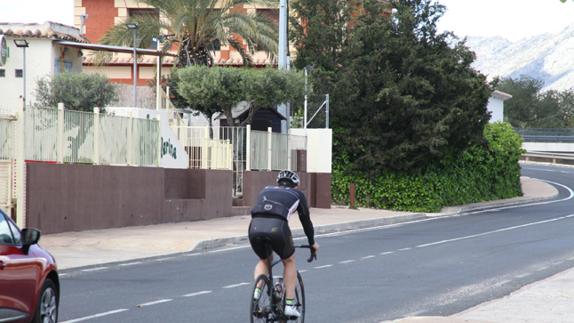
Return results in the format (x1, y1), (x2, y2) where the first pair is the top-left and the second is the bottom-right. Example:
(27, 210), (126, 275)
(332, 123), (524, 212)
(35, 73), (117, 111)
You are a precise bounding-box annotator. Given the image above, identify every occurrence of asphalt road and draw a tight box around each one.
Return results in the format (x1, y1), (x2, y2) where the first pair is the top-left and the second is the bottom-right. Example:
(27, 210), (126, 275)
(57, 164), (574, 322)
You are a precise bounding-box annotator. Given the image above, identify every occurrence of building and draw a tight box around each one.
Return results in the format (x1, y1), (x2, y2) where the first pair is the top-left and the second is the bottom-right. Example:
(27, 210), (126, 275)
(74, 0), (279, 88)
(0, 22), (86, 113)
(488, 90), (512, 123)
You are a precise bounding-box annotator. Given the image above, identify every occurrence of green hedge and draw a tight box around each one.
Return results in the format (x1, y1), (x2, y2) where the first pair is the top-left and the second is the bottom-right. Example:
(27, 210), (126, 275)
(332, 123), (524, 212)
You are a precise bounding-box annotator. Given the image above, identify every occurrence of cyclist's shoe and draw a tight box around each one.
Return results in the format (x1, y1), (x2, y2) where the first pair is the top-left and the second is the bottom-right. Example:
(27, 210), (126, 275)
(284, 305), (301, 318)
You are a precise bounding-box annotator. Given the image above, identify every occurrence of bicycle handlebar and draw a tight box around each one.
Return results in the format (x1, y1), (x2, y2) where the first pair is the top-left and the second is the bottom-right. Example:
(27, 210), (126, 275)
(295, 245), (317, 263)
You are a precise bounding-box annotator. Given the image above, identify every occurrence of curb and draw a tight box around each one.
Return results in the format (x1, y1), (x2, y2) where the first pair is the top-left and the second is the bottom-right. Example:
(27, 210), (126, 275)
(191, 213), (429, 253)
(191, 190), (559, 253)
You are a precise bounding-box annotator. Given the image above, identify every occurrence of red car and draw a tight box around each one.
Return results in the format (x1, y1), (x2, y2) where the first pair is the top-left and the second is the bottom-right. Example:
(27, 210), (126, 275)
(0, 210), (59, 323)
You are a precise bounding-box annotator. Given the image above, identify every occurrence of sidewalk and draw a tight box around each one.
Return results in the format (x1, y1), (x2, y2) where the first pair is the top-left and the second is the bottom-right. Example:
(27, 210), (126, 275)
(42, 176), (572, 323)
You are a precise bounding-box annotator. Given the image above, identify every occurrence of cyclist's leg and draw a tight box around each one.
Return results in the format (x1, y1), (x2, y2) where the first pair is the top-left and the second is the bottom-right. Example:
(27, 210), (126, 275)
(249, 218), (274, 288)
(282, 254), (297, 299)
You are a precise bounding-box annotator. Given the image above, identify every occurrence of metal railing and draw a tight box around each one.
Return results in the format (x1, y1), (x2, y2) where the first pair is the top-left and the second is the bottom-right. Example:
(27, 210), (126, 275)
(516, 128), (574, 142)
(24, 106), (160, 166)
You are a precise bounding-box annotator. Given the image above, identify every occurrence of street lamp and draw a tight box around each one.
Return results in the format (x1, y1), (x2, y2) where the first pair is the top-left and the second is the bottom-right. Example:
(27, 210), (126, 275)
(126, 23), (139, 107)
(13, 39), (29, 110)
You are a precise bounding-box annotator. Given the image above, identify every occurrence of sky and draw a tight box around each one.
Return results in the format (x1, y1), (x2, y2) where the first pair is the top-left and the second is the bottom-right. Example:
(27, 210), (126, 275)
(0, 0), (573, 42)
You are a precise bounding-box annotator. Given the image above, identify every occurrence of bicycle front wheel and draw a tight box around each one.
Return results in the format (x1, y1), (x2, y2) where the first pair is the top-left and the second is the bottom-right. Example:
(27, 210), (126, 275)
(293, 271), (306, 323)
(251, 275), (272, 323)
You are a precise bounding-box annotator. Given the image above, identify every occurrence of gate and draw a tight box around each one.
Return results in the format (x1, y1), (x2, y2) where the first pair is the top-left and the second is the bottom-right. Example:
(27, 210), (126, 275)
(0, 112), (16, 215)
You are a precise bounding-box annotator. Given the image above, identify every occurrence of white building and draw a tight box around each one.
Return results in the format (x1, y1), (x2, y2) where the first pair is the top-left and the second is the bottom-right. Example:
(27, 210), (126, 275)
(0, 22), (85, 113)
(487, 90), (512, 123)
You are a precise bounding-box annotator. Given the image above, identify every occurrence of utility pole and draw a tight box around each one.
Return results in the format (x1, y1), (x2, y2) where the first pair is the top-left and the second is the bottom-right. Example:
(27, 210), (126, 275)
(278, 0), (290, 133)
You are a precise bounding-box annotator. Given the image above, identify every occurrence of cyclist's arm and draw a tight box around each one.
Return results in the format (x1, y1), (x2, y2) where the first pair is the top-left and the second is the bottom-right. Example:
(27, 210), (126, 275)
(297, 191), (315, 245)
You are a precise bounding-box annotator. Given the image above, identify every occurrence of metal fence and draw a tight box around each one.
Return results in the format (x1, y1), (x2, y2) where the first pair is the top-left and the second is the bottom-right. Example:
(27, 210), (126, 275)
(172, 125), (308, 198)
(515, 128), (574, 143)
(25, 107), (160, 166)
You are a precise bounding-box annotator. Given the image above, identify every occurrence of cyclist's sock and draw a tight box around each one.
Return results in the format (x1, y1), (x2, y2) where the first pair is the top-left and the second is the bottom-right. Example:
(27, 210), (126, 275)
(285, 298), (295, 306)
(253, 287), (262, 300)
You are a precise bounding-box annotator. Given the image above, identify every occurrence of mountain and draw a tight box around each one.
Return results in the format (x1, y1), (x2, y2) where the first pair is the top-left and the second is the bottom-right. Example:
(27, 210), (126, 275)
(465, 25), (574, 91)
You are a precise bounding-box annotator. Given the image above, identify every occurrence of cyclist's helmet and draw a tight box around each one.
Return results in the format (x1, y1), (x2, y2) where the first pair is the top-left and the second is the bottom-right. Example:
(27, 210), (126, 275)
(277, 170), (300, 188)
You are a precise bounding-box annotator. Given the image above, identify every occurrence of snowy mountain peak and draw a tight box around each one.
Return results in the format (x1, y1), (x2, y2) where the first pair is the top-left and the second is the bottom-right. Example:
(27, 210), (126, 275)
(466, 24), (574, 91)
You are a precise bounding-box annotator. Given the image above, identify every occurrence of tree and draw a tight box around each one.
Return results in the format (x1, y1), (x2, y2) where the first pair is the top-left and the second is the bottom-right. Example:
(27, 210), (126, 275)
(496, 76), (563, 128)
(331, 0), (492, 172)
(101, 0), (278, 66)
(34, 73), (117, 111)
(175, 66), (304, 125)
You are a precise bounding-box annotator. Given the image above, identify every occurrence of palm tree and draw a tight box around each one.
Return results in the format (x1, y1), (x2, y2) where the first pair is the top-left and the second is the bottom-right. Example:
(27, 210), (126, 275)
(101, 0), (279, 66)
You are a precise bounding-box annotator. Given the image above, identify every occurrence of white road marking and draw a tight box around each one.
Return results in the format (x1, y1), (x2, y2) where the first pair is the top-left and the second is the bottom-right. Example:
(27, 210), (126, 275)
(183, 290), (212, 297)
(81, 267), (108, 272)
(185, 252), (201, 257)
(60, 309), (128, 323)
(515, 273), (530, 279)
(59, 273), (69, 278)
(119, 261), (143, 267)
(398, 247), (411, 251)
(416, 213), (574, 248)
(138, 299), (173, 307)
(223, 282), (251, 289)
(361, 255), (376, 260)
(314, 264), (333, 269)
(154, 257), (175, 262)
(299, 269), (308, 273)
(536, 266), (549, 272)
(339, 259), (356, 264)
(380, 251), (394, 256)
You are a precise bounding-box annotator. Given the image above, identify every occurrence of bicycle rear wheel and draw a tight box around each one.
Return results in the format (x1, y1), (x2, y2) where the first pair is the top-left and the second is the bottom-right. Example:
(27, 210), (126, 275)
(251, 275), (272, 323)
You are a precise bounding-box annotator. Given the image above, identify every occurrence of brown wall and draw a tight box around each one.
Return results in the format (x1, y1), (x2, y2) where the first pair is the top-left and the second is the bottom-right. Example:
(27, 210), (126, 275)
(26, 164), (232, 234)
(242, 171), (331, 209)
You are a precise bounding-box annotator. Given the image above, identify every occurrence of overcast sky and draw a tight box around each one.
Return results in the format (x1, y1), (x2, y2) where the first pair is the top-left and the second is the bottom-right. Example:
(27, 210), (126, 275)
(0, 0), (573, 42)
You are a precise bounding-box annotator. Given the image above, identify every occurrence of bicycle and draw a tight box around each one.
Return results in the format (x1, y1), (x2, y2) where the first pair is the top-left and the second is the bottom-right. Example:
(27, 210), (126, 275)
(250, 245), (317, 323)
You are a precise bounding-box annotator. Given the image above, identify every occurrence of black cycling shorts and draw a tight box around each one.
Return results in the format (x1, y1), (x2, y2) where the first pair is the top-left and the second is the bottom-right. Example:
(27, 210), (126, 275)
(248, 217), (295, 260)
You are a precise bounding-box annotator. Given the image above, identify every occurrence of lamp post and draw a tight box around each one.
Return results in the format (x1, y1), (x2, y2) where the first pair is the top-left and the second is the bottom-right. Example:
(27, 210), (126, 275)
(126, 23), (139, 107)
(13, 39), (29, 110)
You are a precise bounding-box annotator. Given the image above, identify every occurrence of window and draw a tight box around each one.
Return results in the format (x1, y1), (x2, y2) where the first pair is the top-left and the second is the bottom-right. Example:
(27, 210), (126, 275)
(0, 69), (5, 77)
(128, 8), (159, 19)
(6, 217), (21, 245)
(15, 69), (22, 78)
(0, 213), (14, 245)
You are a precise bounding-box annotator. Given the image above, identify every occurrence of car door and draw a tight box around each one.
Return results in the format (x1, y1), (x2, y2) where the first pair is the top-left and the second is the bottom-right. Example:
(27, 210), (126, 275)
(0, 212), (39, 321)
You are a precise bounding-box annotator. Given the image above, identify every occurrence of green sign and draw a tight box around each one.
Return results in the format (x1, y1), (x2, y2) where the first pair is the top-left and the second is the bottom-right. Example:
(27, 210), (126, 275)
(0, 35), (8, 66)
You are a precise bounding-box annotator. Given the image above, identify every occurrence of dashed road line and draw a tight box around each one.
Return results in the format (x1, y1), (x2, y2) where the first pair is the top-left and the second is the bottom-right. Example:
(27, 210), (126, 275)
(119, 261), (143, 267)
(154, 257), (175, 262)
(398, 247), (412, 251)
(223, 282), (250, 289)
(299, 269), (308, 273)
(339, 259), (356, 264)
(183, 290), (212, 297)
(314, 264), (333, 269)
(515, 273), (530, 279)
(380, 251), (394, 256)
(137, 299), (173, 307)
(81, 267), (108, 272)
(60, 309), (129, 323)
(361, 255), (376, 260)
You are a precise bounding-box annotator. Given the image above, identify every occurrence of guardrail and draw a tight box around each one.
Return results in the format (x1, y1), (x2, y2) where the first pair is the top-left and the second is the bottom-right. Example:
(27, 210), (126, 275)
(522, 152), (574, 165)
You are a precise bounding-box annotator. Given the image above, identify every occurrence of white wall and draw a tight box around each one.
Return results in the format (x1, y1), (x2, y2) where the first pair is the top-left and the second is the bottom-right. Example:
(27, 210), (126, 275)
(106, 107), (189, 168)
(290, 128), (332, 173)
(0, 37), (83, 113)
(487, 97), (504, 123)
(523, 142), (574, 153)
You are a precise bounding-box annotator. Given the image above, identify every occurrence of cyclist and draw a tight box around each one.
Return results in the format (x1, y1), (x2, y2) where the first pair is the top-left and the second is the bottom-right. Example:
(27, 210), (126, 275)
(249, 170), (319, 318)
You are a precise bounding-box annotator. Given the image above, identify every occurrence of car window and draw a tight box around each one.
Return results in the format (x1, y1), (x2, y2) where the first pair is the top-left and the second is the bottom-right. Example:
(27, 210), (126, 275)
(0, 214), (14, 245)
(6, 217), (21, 245)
